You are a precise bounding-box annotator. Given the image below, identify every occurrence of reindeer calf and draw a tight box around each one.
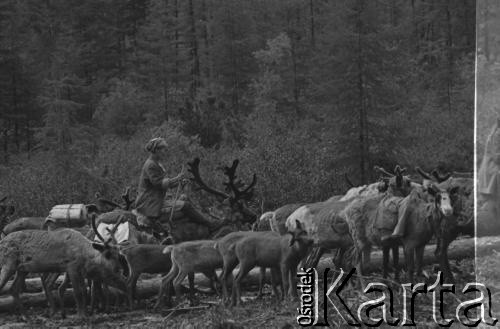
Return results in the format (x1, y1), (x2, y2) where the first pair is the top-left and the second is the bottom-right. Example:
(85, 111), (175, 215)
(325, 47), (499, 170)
(155, 240), (222, 308)
(217, 231), (272, 304)
(230, 221), (314, 306)
(119, 244), (172, 309)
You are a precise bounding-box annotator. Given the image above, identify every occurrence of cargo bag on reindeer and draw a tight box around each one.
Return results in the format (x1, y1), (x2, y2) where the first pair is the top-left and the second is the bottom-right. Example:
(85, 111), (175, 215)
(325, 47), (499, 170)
(44, 204), (90, 230)
(94, 209), (136, 244)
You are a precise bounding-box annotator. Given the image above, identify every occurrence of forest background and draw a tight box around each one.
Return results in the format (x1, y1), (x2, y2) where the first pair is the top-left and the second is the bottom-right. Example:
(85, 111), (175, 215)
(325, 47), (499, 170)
(0, 0), (476, 216)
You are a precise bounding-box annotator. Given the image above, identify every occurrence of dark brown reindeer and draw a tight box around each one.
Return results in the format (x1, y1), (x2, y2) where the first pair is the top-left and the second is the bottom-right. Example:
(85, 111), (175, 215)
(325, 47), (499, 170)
(416, 167), (472, 283)
(186, 158), (258, 235)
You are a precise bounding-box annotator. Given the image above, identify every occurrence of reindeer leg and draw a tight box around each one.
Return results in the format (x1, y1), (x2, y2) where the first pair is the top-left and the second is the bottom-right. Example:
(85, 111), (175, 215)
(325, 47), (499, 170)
(415, 245), (426, 279)
(173, 271), (188, 305)
(403, 244), (415, 283)
(103, 284), (111, 313)
(270, 267), (281, 302)
(280, 262), (290, 301)
(256, 267), (266, 299)
(362, 246), (372, 273)
(232, 262), (253, 307)
(187, 272), (197, 306)
(154, 266), (178, 310)
(202, 270), (219, 296)
(127, 273), (139, 310)
(392, 244), (400, 282)
(69, 271), (87, 319)
(11, 271), (27, 319)
(288, 262), (299, 299)
(40, 273), (56, 317)
(222, 258), (238, 305)
(90, 281), (102, 314)
(57, 273), (70, 319)
(382, 246), (390, 279)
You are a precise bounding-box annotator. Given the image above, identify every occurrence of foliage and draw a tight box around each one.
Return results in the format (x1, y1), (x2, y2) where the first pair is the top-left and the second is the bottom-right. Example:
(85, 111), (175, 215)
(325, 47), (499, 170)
(0, 0), (475, 212)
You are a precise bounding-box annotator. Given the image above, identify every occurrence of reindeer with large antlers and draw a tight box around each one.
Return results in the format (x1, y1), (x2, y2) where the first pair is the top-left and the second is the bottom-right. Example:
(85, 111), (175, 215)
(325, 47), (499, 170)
(189, 158), (257, 216)
(168, 158), (259, 240)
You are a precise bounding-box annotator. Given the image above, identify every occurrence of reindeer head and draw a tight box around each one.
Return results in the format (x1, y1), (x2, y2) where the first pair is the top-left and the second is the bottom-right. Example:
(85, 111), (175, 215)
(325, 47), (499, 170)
(90, 213), (129, 286)
(288, 220), (315, 248)
(416, 167), (460, 218)
(188, 158), (258, 225)
(426, 184), (458, 217)
(374, 165), (414, 197)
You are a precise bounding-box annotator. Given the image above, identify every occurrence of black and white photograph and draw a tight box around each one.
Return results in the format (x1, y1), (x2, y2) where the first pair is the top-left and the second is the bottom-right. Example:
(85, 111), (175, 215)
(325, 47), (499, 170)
(0, 0), (485, 328)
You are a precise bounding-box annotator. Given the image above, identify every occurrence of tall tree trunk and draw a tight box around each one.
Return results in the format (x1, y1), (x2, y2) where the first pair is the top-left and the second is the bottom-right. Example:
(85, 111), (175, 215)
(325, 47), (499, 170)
(26, 119), (31, 154)
(174, 0), (179, 93)
(162, 57), (169, 121)
(3, 119), (8, 163)
(162, 0), (169, 121)
(11, 72), (19, 153)
(309, 0), (315, 48)
(462, 0), (471, 47)
(356, 0), (367, 184)
(288, 6), (300, 116)
(227, 6), (239, 113)
(484, 0), (490, 61)
(445, 0), (453, 112)
(201, 0), (213, 93)
(411, 0), (419, 52)
(188, 0), (200, 100)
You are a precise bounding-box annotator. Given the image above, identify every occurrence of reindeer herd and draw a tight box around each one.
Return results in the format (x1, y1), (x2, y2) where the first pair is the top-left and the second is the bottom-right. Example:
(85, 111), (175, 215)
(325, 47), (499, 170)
(0, 159), (474, 320)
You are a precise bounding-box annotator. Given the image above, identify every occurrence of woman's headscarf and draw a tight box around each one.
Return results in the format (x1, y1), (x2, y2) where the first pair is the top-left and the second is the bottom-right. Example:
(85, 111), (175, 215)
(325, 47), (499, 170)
(145, 137), (168, 154)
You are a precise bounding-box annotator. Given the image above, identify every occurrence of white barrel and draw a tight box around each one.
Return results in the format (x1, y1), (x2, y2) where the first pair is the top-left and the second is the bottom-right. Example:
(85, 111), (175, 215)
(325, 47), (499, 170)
(45, 204), (88, 228)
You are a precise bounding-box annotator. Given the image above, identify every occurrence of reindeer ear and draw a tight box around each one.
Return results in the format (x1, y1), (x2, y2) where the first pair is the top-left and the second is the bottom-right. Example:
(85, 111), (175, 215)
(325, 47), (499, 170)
(427, 184), (438, 196)
(377, 180), (388, 192)
(85, 204), (99, 214)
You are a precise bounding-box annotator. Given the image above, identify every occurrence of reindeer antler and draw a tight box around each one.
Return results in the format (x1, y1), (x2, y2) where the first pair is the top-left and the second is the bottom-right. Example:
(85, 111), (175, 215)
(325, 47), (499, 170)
(0, 196), (7, 204)
(98, 198), (121, 209)
(188, 158), (230, 200)
(394, 165), (407, 176)
(121, 186), (135, 210)
(91, 212), (124, 245)
(106, 214), (126, 244)
(222, 159), (257, 202)
(374, 166), (394, 178)
(415, 167), (433, 180)
(431, 170), (452, 183)
(92, 214), (107, 244)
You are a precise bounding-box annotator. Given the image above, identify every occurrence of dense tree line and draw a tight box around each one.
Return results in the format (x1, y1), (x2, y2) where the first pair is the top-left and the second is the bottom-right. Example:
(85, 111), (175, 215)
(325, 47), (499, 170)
(0, 0), (474, 215)
(477, 0), (500, 157)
